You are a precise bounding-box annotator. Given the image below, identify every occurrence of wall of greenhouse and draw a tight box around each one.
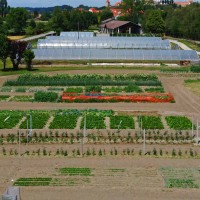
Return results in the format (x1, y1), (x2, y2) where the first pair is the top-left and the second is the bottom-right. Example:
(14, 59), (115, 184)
(34, 48), (199, 61)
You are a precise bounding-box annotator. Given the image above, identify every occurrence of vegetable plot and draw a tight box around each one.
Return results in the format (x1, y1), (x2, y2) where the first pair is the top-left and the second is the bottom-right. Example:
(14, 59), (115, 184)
(0, 111), (23, 129)
(165, 116), (193, 130)
(138, 116), (164, 129)
(160, 167), (200, 189)
(110, 116), (135, 129)
(62, 93), (174, 103)
(59, 168), (92, 176)
(80, 113), (106, 129)
(49, 114), (79, 129)
(20, 111), (50, 129)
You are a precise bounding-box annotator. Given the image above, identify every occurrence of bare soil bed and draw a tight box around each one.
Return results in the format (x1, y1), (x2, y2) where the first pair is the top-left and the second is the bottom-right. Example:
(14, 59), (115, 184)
(1, 156), (200, 200)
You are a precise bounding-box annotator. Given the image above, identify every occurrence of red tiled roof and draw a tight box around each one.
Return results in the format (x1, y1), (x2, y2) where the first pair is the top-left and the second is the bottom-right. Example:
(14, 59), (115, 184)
(174, 1), (190, 6)
(89, 8), (101, 13)
(110, 8), (121, 17)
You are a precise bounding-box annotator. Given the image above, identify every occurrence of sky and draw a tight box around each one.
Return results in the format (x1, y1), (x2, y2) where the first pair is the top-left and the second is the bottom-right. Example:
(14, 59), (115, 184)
(7, 0), (119, 7)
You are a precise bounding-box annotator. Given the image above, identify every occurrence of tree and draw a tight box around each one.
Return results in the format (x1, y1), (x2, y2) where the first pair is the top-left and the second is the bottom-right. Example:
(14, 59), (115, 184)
(120, 0), (145, 24)
(48, 7), (64, 35)
(0, 34), (9, 70)
(33, 10), (39, 18)
(6, 8), (28, 34)
(9, 41), (27, 70)
(23, 49), (35, 71)
(0, 0), (7, 17)
(100, 8), (113, 21)
(0, 18), (8, 34)
(146, 10), (165, 34)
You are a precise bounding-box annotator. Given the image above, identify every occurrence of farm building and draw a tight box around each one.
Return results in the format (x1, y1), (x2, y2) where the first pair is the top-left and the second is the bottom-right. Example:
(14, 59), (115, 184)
(100, 20), (141, 34)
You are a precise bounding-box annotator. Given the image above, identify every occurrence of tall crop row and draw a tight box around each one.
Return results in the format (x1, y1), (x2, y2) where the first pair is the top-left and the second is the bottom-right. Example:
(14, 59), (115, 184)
(4, 74), (161, 86)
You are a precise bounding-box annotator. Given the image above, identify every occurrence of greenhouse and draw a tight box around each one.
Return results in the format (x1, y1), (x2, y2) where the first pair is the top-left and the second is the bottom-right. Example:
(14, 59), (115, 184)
(33, 48), (199, 61)
(33, 32), (199, 62)
(37, 39), (171, 49)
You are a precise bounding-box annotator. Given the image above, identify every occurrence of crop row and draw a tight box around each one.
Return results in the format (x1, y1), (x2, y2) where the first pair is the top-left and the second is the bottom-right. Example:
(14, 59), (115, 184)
(0, 131), (194, 144)
(4, 74), (161, 86)
(2, 147), (198, 158)
(59, 168), (92, 176)
(0, 86), (164, 94)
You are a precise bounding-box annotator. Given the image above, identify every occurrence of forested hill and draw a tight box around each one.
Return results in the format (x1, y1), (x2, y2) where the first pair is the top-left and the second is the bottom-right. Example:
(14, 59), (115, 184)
(24, 5), (73, 13)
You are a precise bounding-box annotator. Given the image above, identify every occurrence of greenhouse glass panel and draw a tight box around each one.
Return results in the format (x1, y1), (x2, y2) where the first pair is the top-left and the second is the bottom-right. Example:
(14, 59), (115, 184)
(161, 51), (172, 60)
(179, 50), (190, 60)
(142, 50), (153, 60)
(171, 50), (181, 60)
(80, 48), (90, 59)
(116, 49), (126, 59)
(153, 50), (162, 60)
(133, 50), (143, 60)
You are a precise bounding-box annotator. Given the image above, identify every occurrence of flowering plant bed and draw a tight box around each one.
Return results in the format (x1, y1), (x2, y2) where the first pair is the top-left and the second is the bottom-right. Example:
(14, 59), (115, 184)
(62, 92), (174, 103)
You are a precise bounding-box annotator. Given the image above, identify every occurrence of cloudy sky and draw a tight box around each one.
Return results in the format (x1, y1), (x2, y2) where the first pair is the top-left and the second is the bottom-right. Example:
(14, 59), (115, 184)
(7, 0), (119, 7)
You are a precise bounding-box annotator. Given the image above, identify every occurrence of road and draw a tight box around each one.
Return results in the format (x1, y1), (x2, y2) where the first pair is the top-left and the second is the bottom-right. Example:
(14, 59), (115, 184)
(169, 39), (200, 55)
(18, 31), (55, 42)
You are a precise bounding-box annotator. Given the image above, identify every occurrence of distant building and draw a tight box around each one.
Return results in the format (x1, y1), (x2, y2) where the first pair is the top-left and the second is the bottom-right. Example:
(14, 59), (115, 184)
(106, 0), (111, 7)
(154, 0), (174, 4)
(89, 8), (101, 13)
(154, 0), (193, 6)
(174, 0), (193, 7)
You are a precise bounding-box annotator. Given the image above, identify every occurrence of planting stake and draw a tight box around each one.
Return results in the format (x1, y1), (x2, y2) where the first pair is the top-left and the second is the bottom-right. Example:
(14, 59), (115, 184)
(192, 116), (194, 137)
(18, 129), (21, 158)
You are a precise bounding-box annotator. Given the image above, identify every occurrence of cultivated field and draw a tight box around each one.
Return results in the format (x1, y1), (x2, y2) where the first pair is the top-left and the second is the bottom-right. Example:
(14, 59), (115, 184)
(0, 68), (200, 200)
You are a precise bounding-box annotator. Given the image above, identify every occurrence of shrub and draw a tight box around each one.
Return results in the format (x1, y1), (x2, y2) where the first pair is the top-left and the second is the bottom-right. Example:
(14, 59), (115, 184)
(153, 148), (157, 156)
(34, 91), (58, 102)
(172, 149), (176, 157)
(85, 85), (102, 93)
(191, 66), (200, 73)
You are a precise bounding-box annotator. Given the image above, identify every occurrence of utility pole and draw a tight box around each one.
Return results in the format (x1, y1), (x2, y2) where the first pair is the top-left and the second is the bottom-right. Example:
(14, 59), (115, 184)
(197, 119), (199, 138)
(82, 111), (87, 157)
(26, 116), (29, 144)
(192, 115), (194, 137)
(78, 22), (80, 40)
(143, 129), (146, 155)
(18, 129), (21, 158)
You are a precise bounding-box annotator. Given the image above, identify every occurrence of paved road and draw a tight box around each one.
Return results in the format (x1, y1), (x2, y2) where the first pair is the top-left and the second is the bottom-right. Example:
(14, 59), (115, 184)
(169, 39), (200, 55)
(18, 31), (55, 42)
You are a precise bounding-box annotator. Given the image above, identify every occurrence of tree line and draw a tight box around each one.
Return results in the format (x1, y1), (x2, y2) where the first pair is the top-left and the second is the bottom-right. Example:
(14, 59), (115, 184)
(120, 0), (200, 40)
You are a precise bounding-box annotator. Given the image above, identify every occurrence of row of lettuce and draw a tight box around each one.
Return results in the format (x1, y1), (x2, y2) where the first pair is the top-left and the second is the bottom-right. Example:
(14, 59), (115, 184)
(0, 110), (194, 130)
